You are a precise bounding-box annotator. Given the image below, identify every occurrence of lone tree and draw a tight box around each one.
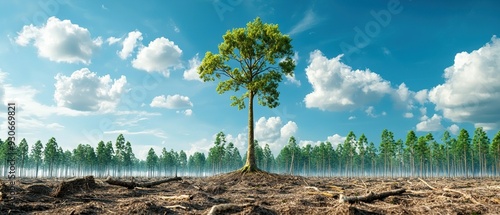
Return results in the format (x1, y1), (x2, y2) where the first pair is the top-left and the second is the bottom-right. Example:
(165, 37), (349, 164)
(198, 17), (295, 173)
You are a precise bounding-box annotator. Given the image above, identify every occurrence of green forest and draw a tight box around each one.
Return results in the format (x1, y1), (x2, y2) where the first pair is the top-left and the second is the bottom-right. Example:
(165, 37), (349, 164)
(3, 127), (500, 178)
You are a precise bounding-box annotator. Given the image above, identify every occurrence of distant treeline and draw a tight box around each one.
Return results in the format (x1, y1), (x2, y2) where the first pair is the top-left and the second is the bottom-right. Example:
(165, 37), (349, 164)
(2, 127), (500, 178)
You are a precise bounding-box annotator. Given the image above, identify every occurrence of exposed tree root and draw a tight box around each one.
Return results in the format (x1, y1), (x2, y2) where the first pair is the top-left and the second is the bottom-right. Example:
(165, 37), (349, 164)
(238, 165), (262, 174)
(339, 188), (406, 204)
(104, 176), (181, 189)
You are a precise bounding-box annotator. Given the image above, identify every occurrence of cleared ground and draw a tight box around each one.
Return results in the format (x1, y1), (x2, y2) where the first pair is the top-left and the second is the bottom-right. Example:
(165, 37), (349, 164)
(1, 173), (500, 214)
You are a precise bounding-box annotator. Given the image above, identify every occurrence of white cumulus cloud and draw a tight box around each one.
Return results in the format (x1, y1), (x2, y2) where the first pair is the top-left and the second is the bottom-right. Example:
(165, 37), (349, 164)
(404, 112), (414, 118)
(118, 30), (142, 59)
(54, 68), (127, 112)
(150, 94), (193, 109)
(16, 16), (101, 64)
(183, 54), (202, 81)
(414, 89), (428, 105)
(429, 36), (500, 129)
(106, 37), (121, 45)
(416, 114), (443, 132)
(392, 83), (417, 111)
(132, 37), (182, 77)
(304, 50), (392, 111)
(176, 109), (193, 116)
(448, 124), (460, 135)
(327, 134), (347, 147)
(254, 116), (298, 155)
(299, 134), (346, 149)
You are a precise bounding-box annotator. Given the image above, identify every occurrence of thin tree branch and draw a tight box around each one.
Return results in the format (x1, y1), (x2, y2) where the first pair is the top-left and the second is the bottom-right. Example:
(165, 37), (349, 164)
(418, 178), (437, 190)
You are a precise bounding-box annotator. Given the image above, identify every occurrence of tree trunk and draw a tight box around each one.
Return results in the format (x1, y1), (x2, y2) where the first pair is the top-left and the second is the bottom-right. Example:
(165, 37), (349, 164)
(464, 149), (468, 178)
(241, 91), (259, 173)
(35, 162), (39, 178)
(447, 150), (450, 178)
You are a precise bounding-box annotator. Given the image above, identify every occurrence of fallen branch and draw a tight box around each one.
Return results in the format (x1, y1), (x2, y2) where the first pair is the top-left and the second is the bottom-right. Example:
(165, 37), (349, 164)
(339, 188), (406, 204)
(361, 180), (368, 188)
(304, 186), (342, 197)
(304, 191), (337, 198)
(329, 185), (344, 192)
(104, 176), (181, 189)
(304, 186), (320, 192)
(207, 203), (250, 215)
(443, 188), (481, 205)
(418, 178), (437, 190)
(157, 194), (192, 201)
(165, 205), (188, 210)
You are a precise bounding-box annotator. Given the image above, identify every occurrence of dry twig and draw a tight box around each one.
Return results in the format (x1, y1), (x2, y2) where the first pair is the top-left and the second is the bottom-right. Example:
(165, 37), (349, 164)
(418, 178), (437, 190)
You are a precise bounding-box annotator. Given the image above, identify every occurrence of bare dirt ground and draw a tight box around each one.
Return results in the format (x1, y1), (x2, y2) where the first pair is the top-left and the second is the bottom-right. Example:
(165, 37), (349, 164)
(1, 172), (500, 214)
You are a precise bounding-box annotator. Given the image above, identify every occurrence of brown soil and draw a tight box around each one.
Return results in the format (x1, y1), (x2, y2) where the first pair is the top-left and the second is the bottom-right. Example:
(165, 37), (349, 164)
(1, 172), (500, 214)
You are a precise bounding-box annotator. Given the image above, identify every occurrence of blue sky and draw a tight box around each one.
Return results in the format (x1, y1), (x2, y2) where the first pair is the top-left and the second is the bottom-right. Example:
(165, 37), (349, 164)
(1, 0), (500, 159)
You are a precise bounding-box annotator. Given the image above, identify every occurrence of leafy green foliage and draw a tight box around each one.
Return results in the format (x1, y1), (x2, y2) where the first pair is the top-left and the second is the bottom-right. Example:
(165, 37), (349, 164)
(199, 17), (295, 109)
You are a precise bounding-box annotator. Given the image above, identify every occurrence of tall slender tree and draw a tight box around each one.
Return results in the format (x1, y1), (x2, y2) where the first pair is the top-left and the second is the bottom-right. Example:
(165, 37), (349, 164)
(17, 138), (29, 177)
(490, 131), (500, 176)
(124, 141), (135, 175)
(441, 131), (452, 177)
(146, 148), (158, 177)
(415, 136), (429, 177)
(31, 140), (43, 178)
(198, 17), (296, 173)
(115, 134), (126, 176)
(457, 129), (471, 177)
(405, 130), (418, 177)
(263, 144), (274, 172)
(43, 137), (58, 177)
(366, 142), (377, 176)
(472, 127), (489, 177)
(343, 131), (357, 177)
(301, 144), (312, 176)
(105, 141), (114, 176)
(380, 129), (395, 177)
(358, 134), (367, 177)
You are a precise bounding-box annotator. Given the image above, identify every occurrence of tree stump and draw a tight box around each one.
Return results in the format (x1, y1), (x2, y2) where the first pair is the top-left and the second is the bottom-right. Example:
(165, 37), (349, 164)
(50, 175), (97, 197)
